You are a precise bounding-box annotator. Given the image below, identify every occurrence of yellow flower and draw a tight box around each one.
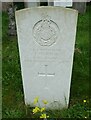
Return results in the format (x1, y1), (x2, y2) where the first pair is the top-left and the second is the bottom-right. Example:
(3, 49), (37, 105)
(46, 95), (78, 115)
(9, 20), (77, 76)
(83, 100), (86, 103)
(32, 107), (40, 114)
(42, 100), (48, 104)
(40, 113), (49, 118)
(40, 107), (45, 112)
(85, 116), (87, 118)
(33, 96), (39, 104)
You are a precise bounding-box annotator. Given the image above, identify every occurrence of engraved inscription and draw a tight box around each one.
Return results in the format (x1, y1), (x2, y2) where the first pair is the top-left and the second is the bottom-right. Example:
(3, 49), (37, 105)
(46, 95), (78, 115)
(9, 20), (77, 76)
(38, 65), (55, 77)
(33, 13), (60, 46)
(24, 48), (71, 63)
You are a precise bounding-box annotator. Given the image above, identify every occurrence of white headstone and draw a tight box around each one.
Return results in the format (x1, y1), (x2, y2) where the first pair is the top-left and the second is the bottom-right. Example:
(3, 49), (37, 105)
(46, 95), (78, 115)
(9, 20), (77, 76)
(15, 6), (78, 109)
(54, 0), (72, 7)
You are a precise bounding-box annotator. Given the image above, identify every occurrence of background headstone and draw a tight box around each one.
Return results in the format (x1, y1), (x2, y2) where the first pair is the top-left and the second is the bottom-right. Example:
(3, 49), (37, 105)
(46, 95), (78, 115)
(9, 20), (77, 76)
(15, 6), (78, 109)
(24, 0), (73, 7)
(54, 0), (72, 7)
(48, 0), (54, 6)
(24, 0), (40, 7)
(8, 3), (17, 36)
(73, 2), (86, 14)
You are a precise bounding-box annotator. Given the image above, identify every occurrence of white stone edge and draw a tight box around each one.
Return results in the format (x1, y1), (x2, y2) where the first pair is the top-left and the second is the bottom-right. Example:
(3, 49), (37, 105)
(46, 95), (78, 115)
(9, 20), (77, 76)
(15, 6), (78, 16)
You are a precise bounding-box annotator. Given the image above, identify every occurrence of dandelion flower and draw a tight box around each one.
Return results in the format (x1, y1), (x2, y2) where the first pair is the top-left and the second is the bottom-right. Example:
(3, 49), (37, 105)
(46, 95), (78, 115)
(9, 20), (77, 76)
(40, 113), (49, 118)
(85, 116), (87, 118)
(83, 100), (86, 103)
(40, 107), (45, 112)
(42, 100), (48, 104)
(33, 96), (39, 104)
(32, 107), (40, 114)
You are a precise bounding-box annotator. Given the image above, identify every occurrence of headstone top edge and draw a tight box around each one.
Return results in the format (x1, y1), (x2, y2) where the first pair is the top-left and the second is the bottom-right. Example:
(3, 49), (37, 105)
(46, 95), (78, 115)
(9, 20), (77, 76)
(15, 6), (78, 15)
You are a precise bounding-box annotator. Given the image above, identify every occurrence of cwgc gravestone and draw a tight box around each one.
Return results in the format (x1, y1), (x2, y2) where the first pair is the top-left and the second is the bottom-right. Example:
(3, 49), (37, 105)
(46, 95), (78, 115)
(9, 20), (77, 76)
(15, 6), (78, 109)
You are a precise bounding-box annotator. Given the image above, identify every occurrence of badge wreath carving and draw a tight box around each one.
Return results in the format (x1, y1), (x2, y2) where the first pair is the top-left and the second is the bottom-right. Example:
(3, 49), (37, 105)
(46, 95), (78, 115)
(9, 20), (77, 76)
(33, 13), (60, 46)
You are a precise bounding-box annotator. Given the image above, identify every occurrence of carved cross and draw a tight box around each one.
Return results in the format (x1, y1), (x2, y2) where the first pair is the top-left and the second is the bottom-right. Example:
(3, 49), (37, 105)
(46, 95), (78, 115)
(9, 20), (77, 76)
(38, 65), (55, 88)
(38, 65), (55, 77)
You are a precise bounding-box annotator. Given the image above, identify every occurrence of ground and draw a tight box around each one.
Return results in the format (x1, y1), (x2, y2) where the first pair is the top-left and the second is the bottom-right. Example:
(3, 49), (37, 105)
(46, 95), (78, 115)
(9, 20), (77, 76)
(2, 5), (91, 119)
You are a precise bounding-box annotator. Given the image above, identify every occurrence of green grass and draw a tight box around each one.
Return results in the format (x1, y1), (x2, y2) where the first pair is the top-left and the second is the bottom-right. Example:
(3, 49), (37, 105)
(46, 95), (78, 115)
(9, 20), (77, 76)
(70, 6), (89, 100)
(2, 5), (90, 119)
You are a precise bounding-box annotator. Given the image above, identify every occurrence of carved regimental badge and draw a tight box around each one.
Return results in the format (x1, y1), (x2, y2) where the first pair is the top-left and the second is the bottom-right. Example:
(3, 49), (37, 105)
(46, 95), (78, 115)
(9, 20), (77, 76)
(33, 13), (59, 46)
